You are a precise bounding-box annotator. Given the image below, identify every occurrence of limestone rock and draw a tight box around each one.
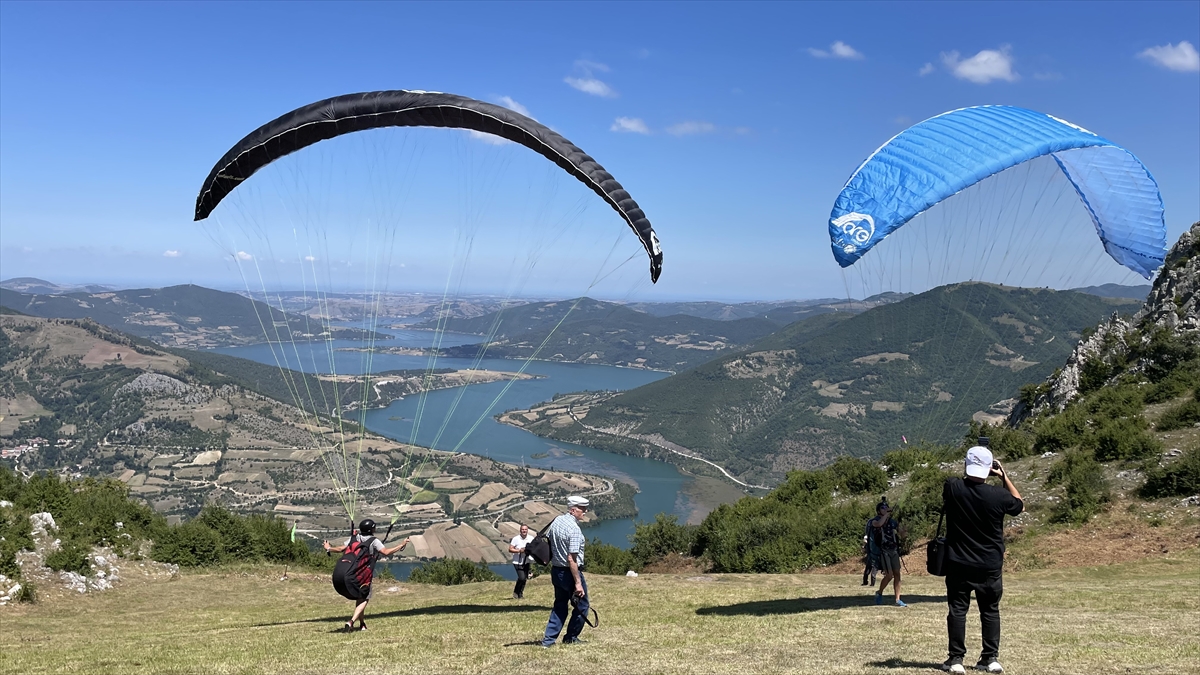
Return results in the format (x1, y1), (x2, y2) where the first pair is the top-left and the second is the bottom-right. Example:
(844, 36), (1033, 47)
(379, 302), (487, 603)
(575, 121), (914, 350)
(1010, 222), (1199, 425)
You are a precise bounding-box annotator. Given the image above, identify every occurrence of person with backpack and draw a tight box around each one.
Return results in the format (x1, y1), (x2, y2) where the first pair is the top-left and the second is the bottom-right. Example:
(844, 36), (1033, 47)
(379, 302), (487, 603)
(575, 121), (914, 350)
(323, 519), (410, 632)
(541, 496), (590, 648)
(509, 523), (536, 599)
(869, 498), (908, 607)
(940, 443), (1023, 675)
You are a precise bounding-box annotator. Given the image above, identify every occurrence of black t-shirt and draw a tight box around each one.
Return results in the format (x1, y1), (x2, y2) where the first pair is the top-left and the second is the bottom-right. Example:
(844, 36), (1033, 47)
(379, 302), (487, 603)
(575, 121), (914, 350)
(943, 477), (1023, 571)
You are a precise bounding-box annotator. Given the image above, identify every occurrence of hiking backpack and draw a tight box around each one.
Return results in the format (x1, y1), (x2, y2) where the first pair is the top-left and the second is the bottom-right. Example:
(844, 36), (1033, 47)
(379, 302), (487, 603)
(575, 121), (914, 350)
(523, 521), (554, 566)
(332, 536), (378, 600)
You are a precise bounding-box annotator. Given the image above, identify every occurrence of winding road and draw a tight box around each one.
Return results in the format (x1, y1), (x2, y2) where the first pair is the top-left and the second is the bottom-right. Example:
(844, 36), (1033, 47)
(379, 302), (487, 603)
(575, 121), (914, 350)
(567, 403), (771, 490)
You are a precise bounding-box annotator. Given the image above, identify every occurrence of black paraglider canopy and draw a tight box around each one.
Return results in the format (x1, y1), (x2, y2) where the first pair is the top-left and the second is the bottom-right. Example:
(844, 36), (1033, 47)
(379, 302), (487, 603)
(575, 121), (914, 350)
(194, 90), (663, 283)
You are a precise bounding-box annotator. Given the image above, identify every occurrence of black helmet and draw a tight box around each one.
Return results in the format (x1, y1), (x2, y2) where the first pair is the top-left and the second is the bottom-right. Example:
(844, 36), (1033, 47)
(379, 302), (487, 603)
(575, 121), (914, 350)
(876, 497), (890, 514)
(359, 519), (376, 535)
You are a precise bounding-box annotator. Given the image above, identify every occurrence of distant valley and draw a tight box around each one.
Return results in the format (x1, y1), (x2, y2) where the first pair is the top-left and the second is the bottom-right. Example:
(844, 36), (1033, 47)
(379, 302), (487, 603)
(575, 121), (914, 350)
(0, 284), (384, 349)
(512, 284), (1142, 484)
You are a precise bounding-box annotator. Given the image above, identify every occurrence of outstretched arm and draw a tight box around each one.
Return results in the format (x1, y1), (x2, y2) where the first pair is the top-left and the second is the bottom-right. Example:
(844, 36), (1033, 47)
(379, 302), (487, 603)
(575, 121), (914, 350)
(323, 541), (346, 553)
(381, 538), (411, 557)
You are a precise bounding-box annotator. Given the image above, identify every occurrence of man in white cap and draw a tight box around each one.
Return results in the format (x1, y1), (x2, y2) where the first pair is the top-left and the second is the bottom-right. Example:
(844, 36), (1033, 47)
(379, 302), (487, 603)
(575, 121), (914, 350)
(541, 496), (590, 647)
(940, 440), (1023, 675)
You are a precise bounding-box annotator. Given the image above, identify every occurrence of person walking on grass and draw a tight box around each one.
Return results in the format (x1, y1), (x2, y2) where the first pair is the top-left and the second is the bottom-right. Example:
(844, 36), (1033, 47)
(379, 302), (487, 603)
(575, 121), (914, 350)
(323, 519), (410, 632)
(509, 523), (536, 599)
(541, 496), (590, 648)
(869, 498), (907, 607)
(941, 443), (1023, 675)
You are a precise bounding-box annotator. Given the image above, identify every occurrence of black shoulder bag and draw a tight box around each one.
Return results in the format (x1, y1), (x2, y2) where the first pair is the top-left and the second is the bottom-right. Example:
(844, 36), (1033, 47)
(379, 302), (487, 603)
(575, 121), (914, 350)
(523, 520), (555, 566)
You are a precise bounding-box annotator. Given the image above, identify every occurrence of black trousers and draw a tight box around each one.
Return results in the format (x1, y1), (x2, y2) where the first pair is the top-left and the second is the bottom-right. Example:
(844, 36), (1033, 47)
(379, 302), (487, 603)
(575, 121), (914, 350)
(513, 562), (531, 597)
(946, 563), (1003, 663)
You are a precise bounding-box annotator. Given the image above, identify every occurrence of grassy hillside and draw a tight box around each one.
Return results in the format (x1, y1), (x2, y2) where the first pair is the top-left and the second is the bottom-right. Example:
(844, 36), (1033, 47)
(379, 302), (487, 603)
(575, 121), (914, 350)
(1, 553), (1195, 675)
(539, 284), (1138, 483)
(0, 284), (384, 348)
(431, 297), (781, 371)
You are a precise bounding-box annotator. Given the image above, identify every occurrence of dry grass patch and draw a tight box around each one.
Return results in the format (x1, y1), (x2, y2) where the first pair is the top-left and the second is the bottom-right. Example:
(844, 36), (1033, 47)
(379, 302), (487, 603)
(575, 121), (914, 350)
(1, 552), (1197, 674)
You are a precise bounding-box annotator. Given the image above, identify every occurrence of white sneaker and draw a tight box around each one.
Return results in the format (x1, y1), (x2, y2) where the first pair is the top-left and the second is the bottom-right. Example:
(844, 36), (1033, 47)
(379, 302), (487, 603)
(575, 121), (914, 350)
(976, 661), (1003, 673)
(942, 663), (966, 674)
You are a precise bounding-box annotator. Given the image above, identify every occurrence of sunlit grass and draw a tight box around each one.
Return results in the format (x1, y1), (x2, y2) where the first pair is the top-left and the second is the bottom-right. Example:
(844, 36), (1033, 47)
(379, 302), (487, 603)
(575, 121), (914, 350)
(2, 551), (1197, 675)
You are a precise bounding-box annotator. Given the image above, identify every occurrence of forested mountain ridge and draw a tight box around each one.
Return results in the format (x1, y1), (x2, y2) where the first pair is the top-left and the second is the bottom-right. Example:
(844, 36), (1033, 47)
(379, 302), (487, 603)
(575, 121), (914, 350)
(0, 285), (383, 348)
(429, 297), (782, 371)
(525, 284), (1139, 484)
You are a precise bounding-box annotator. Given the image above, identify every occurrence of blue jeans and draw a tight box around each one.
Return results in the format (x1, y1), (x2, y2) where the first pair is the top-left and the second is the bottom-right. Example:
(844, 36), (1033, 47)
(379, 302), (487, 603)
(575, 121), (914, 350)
(542, 566), (588, 646)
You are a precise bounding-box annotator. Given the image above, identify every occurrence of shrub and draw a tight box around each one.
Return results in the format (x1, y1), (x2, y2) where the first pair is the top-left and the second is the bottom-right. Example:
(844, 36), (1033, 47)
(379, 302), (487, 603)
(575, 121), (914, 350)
(198, 506), (254, 559)
(585, 538), (638, 575)
(152, 520), (224, 567)
(15, 581), (36, 604)
(1091, 419), (1162, 462)
(963, 421), (1035, 461)
(1079, 355), (1115, 394)
(894, 467), (955, 546)
(1156, 399), (1200, 432)
(1140, 446), (1200, 499)
(1144, 368), (1199, 404)
(768, 469), (832, 510)
(881, 443), (959, 476)
(827, 456), (888, 495)
(407, 558), (503, 585)
(44, 538), (92, 576)
(1047, 450), (1110, 524)
(695, 495), (868, 573)
(1034, 407), (1088, 453)
(630, 514), (697, 567)
(244, 514), (310, 563)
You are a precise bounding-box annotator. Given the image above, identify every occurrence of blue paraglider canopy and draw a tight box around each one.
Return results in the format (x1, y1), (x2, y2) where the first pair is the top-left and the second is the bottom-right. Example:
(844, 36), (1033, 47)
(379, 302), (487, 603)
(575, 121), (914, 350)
(829, 105), (1167, 279)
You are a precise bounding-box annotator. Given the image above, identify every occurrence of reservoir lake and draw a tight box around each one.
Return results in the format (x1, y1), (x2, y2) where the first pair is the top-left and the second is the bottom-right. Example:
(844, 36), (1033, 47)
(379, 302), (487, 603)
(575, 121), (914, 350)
(214, 325), (689, 549)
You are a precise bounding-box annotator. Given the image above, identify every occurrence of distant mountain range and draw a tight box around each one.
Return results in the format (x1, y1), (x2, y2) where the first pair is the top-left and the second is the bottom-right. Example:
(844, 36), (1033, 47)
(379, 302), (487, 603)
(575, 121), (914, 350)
(0, 277), (116, 295)
(424, 297), (787, 371)
(0, 284), (384, 348)
(521, 283), (1142, 484)
(624, 293), (911, 325)
(1070, 283), (1152, 300)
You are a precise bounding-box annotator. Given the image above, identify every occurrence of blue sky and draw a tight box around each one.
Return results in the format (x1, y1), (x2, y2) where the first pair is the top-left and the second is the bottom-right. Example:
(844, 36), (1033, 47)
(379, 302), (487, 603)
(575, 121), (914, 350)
(1, 1), (1197, 301)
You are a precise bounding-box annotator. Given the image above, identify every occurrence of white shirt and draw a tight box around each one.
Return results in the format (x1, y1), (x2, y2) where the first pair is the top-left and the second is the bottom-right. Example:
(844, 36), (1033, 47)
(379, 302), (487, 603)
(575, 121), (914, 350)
(510, 533), (535, 565)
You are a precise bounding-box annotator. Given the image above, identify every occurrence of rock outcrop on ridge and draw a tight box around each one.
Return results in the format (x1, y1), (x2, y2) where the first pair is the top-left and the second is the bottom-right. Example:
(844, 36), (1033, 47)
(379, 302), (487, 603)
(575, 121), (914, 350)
(1011, 221), (1198, 424)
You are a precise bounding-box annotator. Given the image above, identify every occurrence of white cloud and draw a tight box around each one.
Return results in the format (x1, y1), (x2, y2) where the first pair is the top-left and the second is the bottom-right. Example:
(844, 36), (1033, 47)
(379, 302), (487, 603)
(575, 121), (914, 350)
(575, 59), (610, 73)
(1138, 41), (1200, 72)
(941, 46), (1019, 84)
(918, 62), (935, 76)
(611, 117), (651, 134)
(733, 126), (752, 135)
(666, 121), (716, 137)
(497, 96), (534, 119)
(808, 41), (864, 60)
(635, 48), (651, 60)
(565, 76), (617, 98)
(235, 251), (253, 261)
(565, 60), (618, 98)
(304, 255), (317, 262)
(163, 250), (181, 258)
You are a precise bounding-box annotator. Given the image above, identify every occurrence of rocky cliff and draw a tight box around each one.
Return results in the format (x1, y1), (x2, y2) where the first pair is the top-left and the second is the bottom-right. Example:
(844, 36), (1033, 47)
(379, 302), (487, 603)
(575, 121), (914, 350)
(1011, 221), (1199, 423)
